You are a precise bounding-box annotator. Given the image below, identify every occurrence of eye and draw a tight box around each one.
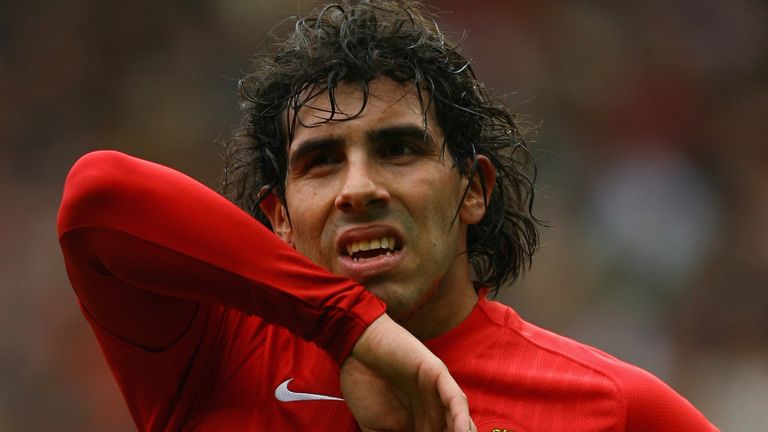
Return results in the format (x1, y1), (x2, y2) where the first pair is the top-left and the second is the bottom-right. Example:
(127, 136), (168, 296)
(297, 151), (342, 175)
(306, 153), (337, 168)
(381, 141), (417, 159)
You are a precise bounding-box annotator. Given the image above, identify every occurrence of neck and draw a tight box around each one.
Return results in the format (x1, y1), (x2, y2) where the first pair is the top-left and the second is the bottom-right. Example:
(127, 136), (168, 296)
(399, 277), (479, 340)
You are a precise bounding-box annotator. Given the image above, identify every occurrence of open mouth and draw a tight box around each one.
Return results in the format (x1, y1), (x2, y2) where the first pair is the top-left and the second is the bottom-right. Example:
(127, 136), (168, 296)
(345, 236), (401, 262)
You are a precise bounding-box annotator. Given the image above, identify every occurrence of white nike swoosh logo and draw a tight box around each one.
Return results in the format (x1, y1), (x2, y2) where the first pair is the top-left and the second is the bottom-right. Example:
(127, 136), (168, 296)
(274, 378), (344, 402)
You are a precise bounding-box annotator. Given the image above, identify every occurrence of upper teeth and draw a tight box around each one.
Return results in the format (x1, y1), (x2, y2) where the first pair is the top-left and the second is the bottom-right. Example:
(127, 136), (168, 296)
(346, 237), (397, 255)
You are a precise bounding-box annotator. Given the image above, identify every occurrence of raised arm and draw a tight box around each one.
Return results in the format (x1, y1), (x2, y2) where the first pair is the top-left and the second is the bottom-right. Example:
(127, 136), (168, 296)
(58, 150), (383, 359)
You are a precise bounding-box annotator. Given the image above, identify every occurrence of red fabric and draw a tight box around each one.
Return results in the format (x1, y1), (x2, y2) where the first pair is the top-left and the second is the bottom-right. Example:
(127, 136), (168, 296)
(426, 295), (718, 431)
(58, 151), (384, 430)
(58, 151), (717, 431)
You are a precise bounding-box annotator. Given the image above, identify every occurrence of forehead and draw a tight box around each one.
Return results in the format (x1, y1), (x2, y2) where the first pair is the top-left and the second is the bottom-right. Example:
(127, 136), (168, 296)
(289, 78), (440, 147)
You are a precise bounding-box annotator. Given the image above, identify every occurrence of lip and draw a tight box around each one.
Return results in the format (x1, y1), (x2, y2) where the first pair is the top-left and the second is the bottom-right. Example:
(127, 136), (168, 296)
(335, 224), (405, 281)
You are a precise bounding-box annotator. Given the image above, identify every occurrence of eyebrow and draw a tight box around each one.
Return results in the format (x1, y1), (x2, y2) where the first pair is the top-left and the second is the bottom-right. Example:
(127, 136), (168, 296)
(368, 124), (435, 146)
(289, 124), (435, 167)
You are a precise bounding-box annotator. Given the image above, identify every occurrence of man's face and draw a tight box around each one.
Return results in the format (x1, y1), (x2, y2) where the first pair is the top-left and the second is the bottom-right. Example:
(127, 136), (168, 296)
(266, 77), (481, 323)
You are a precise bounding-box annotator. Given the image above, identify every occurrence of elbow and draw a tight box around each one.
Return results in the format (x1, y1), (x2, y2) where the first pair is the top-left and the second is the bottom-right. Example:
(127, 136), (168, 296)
(57, 150), (141, 236)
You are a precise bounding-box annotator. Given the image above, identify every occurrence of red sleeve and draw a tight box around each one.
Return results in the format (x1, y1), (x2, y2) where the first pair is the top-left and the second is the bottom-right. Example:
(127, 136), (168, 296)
(57, 150), (386, 364)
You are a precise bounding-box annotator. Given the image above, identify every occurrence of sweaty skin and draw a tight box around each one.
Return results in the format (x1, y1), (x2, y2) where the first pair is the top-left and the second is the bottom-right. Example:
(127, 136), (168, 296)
(260, 77), (494, 340)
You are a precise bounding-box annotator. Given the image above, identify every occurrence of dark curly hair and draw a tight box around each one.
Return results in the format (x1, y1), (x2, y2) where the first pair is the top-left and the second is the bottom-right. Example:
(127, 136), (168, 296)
(221, 0), (540, 294)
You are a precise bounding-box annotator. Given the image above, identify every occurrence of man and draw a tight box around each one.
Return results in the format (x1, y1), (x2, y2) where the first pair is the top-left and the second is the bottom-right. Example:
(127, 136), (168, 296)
(58, 1), (717, 431)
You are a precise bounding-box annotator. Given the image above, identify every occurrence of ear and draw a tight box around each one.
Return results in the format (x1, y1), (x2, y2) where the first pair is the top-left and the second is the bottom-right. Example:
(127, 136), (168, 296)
(258, 190), (293, 245)
(459, 155), (496, 225)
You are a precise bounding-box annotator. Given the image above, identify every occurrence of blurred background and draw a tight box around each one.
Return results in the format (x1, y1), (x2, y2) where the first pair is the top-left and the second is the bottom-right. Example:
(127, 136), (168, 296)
(1, 0), (766, 430)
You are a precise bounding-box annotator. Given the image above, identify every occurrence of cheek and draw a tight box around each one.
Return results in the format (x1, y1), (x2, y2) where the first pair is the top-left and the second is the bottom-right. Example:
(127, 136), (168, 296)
(287, 180), (344, 260)
(403, 183), (463, 243)
(418, 174), (465, 222)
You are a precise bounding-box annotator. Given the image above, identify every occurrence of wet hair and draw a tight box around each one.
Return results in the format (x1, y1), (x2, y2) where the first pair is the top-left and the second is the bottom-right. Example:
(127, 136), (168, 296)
(222, 0), (540, 293)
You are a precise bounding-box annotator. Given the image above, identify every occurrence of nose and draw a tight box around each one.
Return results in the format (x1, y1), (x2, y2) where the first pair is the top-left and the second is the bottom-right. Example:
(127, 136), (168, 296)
(334, 161), (390, 212)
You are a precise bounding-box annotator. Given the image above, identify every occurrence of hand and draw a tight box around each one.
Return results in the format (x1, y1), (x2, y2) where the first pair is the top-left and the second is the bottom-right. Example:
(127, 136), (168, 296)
(340, 314), (476, 432)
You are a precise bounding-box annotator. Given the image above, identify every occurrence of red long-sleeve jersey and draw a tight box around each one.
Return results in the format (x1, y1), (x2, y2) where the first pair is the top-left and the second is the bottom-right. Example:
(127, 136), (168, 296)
(58, 151), (718, 431)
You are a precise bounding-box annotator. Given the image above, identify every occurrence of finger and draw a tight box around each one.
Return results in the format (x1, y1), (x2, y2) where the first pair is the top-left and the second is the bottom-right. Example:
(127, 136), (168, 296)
(416, 364), (447, 431)
(466, 415), (477, 432)
(444, 411), (476, 432)
(434, 370), (472, 432)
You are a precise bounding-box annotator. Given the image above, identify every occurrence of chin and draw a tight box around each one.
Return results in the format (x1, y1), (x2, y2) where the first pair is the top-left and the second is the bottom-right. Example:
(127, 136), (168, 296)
(365, 284), (402, 314)
(369, 283), (428, 322)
